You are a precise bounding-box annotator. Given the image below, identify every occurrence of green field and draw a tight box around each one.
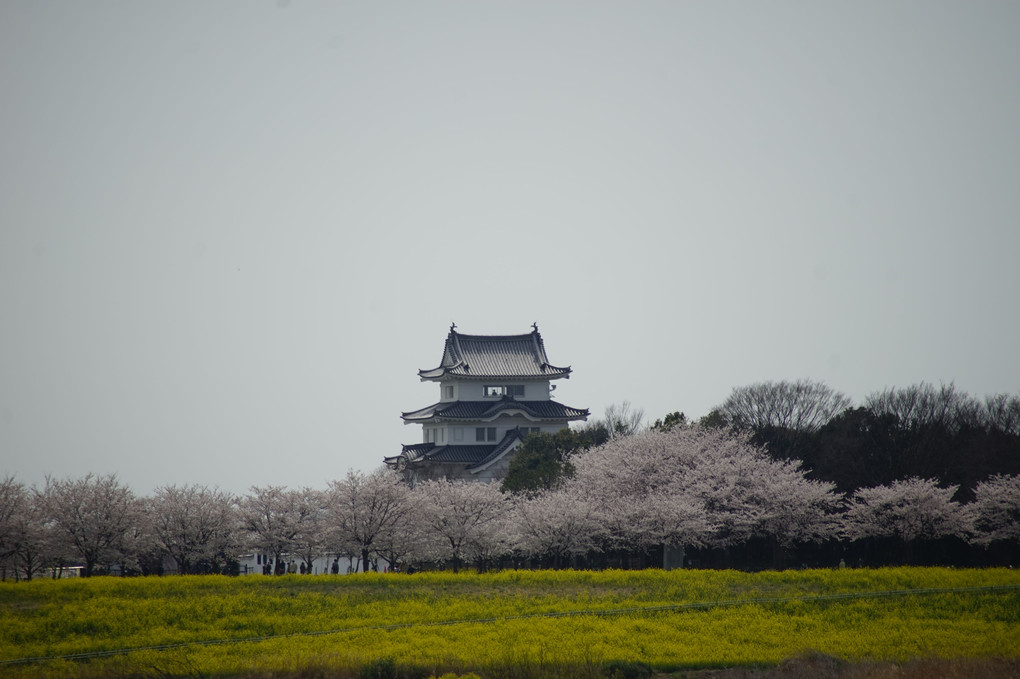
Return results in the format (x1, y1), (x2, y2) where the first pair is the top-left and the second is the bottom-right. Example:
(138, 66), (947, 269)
(2, 568), (1019, 678)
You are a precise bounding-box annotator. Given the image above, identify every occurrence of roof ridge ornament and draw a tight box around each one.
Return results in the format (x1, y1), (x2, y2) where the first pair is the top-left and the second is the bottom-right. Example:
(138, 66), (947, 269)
(532, 322), (538, 332)
(450, 322), (457, 332)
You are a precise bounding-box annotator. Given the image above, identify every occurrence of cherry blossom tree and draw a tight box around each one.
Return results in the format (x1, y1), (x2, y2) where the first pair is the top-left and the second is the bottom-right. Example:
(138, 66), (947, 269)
(146, 484), (238, 575)
(290, 487), (331, 574)
(743, 458), (842, 568)
(414, 479), (507, 572)
(681, 436), (767, 549)
(372, 496), (426, 573)
(510, 485), (604, 567)
(664, 431), (840, 558)
(326, 469), (412, 573)
(843, 477), (973, 562)
(7, 493), (56, 580)
(120, 505), (156, 575)
(39, 474), (140, 576)
(468, 510), (514, 572)
(238, 485), (302, 573)
(0, 476), (26, 576)
(971, 474), (1020, 545)
(567, 427), (841, 565)
(568, 427), (707, 553)
(0, 478), (57, 580)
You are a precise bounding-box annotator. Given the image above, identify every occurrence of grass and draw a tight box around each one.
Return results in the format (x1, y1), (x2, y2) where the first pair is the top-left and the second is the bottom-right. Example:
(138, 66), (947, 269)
(1, 567), (1018, 678)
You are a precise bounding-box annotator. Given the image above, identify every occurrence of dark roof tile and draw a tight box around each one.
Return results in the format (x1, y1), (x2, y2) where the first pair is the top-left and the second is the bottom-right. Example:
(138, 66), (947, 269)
(467, 428), (526, 470)
(401, 398), (589, 423)
(387, 428), (531, 470)
(419, 327), (571, 380)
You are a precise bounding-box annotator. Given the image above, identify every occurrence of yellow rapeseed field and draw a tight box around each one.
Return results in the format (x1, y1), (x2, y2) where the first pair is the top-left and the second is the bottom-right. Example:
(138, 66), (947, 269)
(1, 568), (1018, 678)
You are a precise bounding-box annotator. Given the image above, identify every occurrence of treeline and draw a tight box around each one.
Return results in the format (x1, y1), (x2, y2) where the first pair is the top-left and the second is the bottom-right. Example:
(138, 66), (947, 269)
(502, 381), (1019, 569)
(1, 381), (1017, 579)
(505, 382), (1020, 499)
(710, 380), (1020, 499)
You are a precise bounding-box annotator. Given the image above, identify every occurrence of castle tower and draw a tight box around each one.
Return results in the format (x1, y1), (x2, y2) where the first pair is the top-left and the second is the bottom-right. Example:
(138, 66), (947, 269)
(385, 324), (589, 483)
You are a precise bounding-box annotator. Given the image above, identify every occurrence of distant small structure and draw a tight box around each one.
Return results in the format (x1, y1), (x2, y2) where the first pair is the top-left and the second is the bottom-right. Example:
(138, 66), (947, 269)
(237, 551), (378, 575)
(385, 325), (588, 483)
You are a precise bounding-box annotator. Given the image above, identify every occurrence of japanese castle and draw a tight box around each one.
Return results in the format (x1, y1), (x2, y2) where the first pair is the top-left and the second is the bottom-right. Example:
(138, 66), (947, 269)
(385, 324), (589, 483)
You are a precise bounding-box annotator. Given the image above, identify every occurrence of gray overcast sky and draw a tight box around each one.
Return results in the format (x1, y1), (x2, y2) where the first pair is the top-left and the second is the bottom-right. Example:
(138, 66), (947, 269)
(2, 1), (1018, 496)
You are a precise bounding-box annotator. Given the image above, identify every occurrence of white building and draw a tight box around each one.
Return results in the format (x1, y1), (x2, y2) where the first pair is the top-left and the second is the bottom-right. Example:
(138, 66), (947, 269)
(236, 552), (380, 575)
(386, 324), (588, 483)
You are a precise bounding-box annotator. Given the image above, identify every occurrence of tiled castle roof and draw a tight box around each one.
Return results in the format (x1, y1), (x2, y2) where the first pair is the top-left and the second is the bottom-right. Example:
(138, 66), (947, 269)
(401, 397), (589, 423)
(418, 325), (571, 381)
(384, 429), (528, 471)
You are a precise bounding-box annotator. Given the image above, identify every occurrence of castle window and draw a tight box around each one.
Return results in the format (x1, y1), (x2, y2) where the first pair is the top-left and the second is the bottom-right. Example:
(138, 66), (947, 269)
(484, 385), (524, 398)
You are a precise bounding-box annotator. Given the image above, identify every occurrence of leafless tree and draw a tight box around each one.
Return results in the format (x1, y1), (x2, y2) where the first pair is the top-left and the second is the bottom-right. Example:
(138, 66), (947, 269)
(39, 474), (140, 576)
(718, 379), (852, 432)
(599, 400), (645, 438)
(865, 382), (982, 433)
(982, 394), (1020, 435)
